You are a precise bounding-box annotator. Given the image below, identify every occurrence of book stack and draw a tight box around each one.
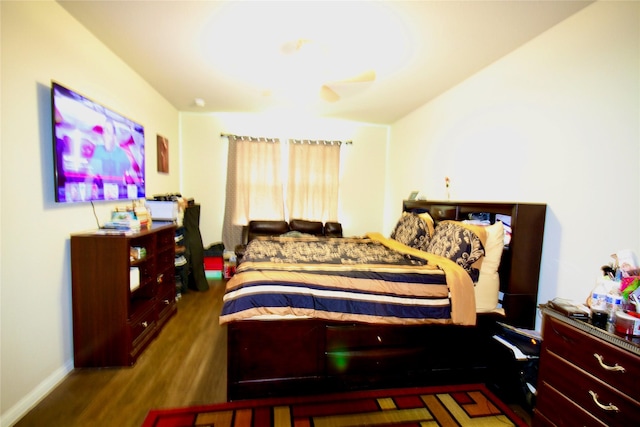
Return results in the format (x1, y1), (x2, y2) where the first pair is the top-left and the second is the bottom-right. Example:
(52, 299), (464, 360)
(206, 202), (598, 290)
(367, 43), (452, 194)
(103, 210), (141, 232)
(134, 206), (151, 229)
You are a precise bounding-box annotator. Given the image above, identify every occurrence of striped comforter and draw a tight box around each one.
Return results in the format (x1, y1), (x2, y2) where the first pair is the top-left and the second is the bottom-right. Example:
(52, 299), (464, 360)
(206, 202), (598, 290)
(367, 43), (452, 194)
(219, 233), (477, 326)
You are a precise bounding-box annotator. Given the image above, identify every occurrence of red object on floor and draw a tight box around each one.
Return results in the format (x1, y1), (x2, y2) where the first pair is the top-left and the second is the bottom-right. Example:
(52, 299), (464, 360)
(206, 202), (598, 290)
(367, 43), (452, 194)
(203, 256), (223, 271)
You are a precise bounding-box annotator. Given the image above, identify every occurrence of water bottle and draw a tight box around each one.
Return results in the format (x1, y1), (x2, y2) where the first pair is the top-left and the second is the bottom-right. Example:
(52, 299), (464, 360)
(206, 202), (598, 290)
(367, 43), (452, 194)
(606, 291), (624, 323)
(591, 283), (607, 311)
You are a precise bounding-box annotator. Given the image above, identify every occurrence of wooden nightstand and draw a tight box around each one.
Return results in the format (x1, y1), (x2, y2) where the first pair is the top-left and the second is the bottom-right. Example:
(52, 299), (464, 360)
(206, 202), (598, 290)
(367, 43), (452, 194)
(534, 305), (640, 426)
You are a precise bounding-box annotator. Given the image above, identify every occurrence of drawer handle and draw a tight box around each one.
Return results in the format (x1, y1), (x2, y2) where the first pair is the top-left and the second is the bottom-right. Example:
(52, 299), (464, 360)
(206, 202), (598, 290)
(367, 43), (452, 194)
(142, 321), (148, 328)
(157, 273), (164, 284)
(588, 390), (619, 412)
(594, 353), (626, 372)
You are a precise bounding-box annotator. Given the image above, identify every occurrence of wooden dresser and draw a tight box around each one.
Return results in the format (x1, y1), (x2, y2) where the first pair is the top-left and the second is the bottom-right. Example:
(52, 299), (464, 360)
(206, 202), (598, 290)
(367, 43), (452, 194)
(71, 223), (177, 367)
(534, 306), (640, 426)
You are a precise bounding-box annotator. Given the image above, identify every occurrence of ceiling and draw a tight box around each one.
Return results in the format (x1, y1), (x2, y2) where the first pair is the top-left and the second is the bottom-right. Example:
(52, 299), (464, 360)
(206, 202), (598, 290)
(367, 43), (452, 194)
(58, 0), (592, 125)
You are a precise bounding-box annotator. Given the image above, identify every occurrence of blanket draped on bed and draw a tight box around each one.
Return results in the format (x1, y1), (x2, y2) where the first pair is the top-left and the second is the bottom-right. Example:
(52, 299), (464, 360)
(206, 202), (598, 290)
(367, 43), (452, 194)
(219, 233), (476, 326)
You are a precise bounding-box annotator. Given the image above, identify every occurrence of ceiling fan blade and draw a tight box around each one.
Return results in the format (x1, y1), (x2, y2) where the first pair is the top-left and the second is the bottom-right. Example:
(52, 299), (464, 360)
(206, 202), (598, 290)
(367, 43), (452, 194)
(335, 69), (376, 84)
(320, 85), (340, 102)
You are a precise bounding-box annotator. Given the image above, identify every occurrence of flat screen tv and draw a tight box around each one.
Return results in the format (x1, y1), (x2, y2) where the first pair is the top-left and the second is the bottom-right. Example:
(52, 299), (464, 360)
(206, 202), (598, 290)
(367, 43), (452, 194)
(52, 82), (145, 203)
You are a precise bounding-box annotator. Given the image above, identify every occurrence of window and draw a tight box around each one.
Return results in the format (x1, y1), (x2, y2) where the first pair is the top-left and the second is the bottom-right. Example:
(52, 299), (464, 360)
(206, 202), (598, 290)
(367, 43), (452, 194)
(222, 135), (343, 249)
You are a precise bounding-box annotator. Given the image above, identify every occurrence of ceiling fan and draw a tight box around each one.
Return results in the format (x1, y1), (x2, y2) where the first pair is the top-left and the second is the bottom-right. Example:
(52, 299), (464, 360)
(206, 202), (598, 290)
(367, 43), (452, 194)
(279, 39), (376, 103)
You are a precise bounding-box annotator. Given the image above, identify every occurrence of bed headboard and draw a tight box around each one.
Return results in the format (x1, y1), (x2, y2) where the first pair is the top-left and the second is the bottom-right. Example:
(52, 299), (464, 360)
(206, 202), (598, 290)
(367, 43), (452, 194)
(402, 200), (547, 328)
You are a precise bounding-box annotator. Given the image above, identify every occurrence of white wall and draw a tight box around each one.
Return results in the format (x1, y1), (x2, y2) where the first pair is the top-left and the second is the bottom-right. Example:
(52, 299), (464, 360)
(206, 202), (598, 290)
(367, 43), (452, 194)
(179, 113), (389, 245)
(388, 1), (640, 326)
(0, 1), (180, 425)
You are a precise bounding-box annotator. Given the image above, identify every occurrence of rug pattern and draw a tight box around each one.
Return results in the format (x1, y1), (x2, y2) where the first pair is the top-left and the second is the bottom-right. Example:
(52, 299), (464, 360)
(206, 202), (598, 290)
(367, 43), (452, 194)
(143, 384), (527, 427)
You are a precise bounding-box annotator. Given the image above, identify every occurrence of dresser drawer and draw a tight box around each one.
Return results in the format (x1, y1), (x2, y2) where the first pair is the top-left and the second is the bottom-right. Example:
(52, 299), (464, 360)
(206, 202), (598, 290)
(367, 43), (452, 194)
(326, 346), (425, 375)
(129, 306), (157, 348)
(157, 286), (176, 322)
(540, 348), (639, 427)
(326, 324), (421, 351)
(535, 381), (608, 427)
(543, 314), (638, 397)
(326, 324), (427, 375)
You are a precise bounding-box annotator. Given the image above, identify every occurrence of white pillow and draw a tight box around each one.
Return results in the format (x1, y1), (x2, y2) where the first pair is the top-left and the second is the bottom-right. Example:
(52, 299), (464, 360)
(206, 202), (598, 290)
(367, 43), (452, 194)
(472, 221), (504, 312)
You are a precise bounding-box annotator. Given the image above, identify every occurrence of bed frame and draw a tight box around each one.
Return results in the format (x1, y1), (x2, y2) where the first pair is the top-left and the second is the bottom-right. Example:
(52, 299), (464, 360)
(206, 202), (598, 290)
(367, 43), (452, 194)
(226, 200), (546, 400)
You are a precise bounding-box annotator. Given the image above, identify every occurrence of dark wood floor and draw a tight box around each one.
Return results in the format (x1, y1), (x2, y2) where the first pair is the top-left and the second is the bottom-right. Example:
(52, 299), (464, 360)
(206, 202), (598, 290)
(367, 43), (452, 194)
(15, 278), (532, 426)
(14, 279), (228, 427)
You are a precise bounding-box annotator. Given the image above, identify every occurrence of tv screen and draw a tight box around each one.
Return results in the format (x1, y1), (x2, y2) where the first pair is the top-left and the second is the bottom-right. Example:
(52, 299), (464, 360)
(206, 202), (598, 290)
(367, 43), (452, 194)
(52, 82), (145, 203)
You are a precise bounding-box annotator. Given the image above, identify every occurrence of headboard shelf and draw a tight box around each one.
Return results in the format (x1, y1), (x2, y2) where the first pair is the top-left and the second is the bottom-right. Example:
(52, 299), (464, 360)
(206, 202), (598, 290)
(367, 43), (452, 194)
(402, 200), (547, 328)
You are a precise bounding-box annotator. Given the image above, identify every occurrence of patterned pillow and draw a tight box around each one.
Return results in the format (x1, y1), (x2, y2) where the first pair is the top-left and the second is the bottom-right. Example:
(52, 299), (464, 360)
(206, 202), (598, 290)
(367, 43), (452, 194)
(426, 221), (485, 282)
(390, 213), (432, 251)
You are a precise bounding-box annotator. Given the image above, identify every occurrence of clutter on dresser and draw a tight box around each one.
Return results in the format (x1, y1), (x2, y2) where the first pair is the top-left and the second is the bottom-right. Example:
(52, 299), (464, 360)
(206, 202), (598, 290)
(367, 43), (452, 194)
(96, 200), (151, 233)
(100, 195), (208, 295)
(145, 194), (186, 224)
(102, 207), (142, 232)
(548, 298), (590, 321)
(586, 250), (640, 335)
(145, 199), (179, 222)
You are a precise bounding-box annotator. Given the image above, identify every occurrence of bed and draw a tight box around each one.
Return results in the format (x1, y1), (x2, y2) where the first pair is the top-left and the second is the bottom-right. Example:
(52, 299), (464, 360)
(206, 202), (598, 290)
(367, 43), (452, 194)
(221, 200), (546, 400)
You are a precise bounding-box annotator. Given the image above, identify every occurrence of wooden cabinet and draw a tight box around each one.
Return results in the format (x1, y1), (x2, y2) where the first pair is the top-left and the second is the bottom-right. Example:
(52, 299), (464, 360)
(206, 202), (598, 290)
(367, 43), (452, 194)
(534, 307), (640, 426)
(71, 223), (177, 367)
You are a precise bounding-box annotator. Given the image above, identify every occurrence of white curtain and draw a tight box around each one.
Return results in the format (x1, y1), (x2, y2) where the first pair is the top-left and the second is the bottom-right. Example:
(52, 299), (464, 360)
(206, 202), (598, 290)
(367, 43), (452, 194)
(222, 136), (284, 249)
(287, 139), (340, 222)
(222, 136), (344, 251)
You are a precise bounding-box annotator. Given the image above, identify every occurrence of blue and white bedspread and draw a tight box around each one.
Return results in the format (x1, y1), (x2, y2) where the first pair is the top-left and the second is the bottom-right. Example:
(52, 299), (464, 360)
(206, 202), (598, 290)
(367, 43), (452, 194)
(219, 233), (476, 326)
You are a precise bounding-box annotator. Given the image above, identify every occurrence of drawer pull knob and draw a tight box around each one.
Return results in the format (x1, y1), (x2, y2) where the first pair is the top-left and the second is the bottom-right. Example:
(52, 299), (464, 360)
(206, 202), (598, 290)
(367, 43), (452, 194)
(594, 353), (626, 372)
(588, 390), (619, 412)
(142, 321), (148, 328)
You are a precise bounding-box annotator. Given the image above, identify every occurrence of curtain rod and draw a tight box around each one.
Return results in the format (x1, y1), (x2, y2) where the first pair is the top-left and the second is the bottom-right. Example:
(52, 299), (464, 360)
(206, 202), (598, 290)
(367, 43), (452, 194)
(220, 134), (278, 142)
(221, 133), (352, 145)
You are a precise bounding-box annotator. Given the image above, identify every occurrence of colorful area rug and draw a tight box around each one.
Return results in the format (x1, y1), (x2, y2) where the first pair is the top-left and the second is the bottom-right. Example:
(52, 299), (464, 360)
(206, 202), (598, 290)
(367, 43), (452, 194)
(142, 383), (528, 427)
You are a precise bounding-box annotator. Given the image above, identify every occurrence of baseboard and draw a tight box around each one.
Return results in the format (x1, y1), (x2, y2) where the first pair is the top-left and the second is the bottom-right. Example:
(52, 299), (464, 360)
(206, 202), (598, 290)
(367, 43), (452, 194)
(1, 360), (73, 427)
